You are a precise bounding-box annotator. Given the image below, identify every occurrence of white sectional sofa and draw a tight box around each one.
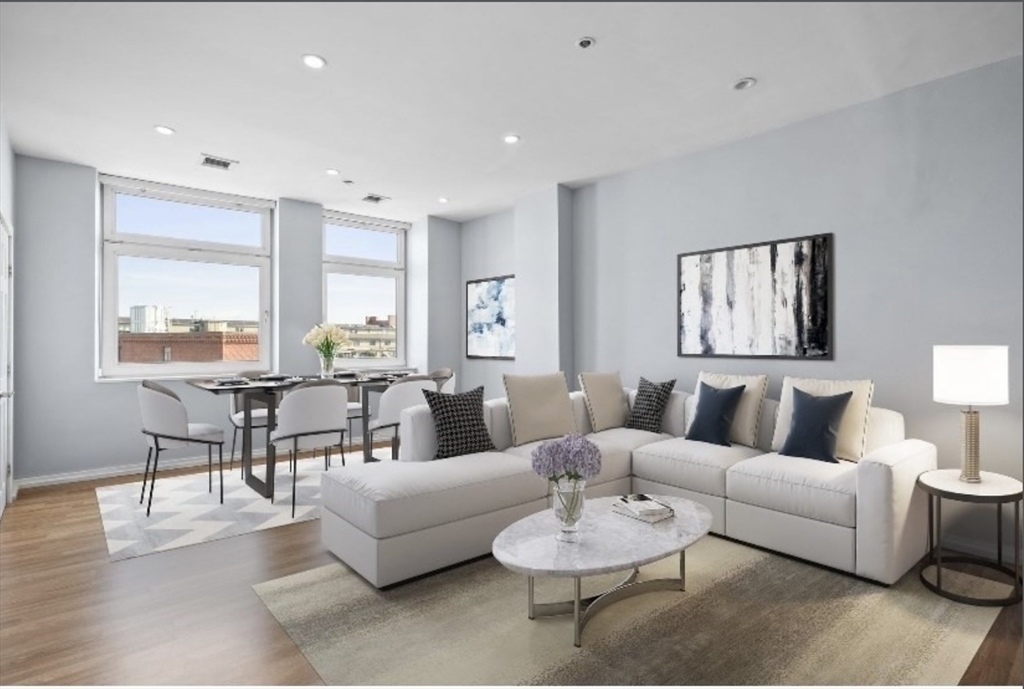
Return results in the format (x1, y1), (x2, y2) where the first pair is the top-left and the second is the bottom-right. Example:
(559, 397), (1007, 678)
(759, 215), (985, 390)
(320, 387), (935, 588)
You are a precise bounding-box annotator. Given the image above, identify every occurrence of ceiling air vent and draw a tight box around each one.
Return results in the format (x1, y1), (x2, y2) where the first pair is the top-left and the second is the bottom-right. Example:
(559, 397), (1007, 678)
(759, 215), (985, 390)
(200, 153), (237, 171)
(362, 193), (391, 204)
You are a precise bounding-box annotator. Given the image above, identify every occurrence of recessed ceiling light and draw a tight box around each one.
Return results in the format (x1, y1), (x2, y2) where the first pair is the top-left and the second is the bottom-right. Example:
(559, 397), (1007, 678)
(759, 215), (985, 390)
(503, 133), (521, 144)
(733, 77), (758, 91)
(326, 168), (340, 176)
(302, 54), (327, 69)
(438, 197), (450, 204)
(154, 125), (176, 136)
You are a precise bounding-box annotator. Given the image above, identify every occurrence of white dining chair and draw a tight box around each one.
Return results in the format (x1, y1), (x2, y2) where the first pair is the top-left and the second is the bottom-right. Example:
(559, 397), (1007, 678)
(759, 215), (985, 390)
(137, 380), (225, 517)
(429, 367), (454, 391)
(269, 379), (349, 517)
(368, 379), (437, 460)
(440, 372), (457, 394)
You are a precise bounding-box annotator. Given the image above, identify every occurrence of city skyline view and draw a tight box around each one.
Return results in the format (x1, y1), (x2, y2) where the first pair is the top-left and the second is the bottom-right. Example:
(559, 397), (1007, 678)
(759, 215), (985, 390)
(116, 195), (400, 326)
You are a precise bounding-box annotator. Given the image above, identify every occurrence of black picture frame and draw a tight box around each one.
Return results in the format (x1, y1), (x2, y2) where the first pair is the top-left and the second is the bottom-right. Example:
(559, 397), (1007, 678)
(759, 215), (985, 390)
(675, 232), (835, 360)
(466, 274), (516, 360)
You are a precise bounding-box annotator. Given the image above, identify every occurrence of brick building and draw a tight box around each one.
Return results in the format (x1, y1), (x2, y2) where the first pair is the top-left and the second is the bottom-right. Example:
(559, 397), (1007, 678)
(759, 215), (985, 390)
(118, 332), (259, 363)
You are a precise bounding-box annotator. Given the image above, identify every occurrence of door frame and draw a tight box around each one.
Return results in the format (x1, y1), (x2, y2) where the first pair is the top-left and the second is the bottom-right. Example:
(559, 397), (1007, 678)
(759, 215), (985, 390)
(0, 211), (12, 513)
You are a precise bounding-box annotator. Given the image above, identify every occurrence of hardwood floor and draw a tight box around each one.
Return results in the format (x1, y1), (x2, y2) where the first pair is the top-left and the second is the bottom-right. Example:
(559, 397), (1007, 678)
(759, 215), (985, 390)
(1, 463), (1021, 685)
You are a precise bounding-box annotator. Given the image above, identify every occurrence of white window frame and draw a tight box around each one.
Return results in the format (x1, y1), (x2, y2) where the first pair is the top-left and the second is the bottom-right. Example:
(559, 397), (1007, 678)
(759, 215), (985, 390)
(322, 210), (408, 369)
(99, 175), (274, 379)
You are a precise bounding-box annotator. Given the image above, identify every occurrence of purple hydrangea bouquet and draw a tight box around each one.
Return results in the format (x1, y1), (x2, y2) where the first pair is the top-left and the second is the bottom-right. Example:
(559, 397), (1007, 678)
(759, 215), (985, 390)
(531, 434), (602, 542)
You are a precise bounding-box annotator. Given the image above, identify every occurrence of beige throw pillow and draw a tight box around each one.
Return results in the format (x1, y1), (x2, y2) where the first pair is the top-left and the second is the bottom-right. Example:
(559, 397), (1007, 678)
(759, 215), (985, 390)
(578, 372), (628, 432)
(688, 372), (769, 447)
(771, 377), (875, 462)
(503, 372), (577, 446)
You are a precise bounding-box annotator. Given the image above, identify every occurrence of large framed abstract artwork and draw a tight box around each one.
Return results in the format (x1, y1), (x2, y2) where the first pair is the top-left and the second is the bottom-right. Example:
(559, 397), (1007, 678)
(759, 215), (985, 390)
(466, 274), (515, 360)
(678, 233), (832, 359)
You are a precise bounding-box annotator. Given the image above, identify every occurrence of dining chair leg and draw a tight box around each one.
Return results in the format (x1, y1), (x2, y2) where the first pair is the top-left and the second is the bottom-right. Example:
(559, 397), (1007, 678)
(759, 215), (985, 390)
(218, 444), (224, 504)
(391, 432), (399, 461)
(292, 439), (298, 518)
(140, 446), (153, 504)
(146, 448), (161, 517)
(324, 447), (330, 470)
(230, 426), (238, 471)
(340, 441), (346, 467)
(208, 445), (213, 493)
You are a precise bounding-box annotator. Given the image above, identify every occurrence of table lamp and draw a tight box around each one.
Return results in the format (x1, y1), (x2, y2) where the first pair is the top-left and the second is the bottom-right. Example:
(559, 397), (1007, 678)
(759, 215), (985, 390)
(933, 345), (1009, 482)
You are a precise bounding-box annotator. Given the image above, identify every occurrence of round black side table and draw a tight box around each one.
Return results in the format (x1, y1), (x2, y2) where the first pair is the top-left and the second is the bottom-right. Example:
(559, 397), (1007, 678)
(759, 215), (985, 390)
(917, 469), (1022, 606)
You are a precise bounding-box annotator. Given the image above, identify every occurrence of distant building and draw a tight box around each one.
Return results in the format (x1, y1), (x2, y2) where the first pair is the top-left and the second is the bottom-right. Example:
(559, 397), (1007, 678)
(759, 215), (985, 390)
(119, 332), (259, 363)
(129, 305), (167, 333)
(364, 314), (397, 328)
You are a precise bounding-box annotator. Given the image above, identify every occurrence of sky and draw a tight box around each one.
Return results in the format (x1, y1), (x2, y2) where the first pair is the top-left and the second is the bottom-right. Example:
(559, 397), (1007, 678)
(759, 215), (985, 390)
(116, 194), (398, 325)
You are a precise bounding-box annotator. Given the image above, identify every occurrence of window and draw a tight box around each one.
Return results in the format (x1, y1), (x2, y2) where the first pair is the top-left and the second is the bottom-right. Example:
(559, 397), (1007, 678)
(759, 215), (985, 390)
(322, 210), (407, 366)
(100, 175), (273, 378)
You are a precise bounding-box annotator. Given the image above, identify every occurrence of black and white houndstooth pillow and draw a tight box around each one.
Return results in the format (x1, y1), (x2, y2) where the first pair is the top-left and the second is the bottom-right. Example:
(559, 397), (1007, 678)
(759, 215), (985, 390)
(626, 377), (677, 433)
(422, 386), (496, 459)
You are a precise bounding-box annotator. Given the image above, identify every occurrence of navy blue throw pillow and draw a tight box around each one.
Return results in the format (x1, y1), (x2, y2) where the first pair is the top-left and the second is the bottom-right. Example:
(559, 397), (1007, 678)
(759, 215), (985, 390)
(779, 388), (854, 463)
(685, 382), (746, 446)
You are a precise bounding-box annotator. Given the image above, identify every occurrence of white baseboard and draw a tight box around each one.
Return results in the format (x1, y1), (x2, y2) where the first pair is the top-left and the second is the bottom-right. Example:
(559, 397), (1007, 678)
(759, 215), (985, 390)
(14, 435), (375, 493)
(15, 447), (271, 491)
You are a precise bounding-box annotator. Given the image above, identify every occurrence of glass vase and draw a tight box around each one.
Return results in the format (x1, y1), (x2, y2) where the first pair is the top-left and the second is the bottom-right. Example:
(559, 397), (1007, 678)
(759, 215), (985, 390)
(319, 353), (335, 379)
(553, 479), (586, 543)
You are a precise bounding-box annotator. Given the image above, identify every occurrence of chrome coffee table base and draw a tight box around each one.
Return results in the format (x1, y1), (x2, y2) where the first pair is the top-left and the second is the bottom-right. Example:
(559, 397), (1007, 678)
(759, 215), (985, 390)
(527, 550), (685, 647)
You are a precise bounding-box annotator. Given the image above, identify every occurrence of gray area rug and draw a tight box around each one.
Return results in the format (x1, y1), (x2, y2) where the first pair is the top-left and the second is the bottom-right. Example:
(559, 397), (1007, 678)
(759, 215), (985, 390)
(253, 537), (1006, 685)
(96, 454), (338, 561)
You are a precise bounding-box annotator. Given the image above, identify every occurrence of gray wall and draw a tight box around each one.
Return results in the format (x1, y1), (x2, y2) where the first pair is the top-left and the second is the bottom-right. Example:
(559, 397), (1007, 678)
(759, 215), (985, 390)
(513, 186), (574, 377)
(276, 198), (324, 375)
(13, 156), (258, 481)
(461, 209), (515, 398)
(406, 216), (462, 383)
(572, 57), (1023, 552)
(0, 105), (12, 222)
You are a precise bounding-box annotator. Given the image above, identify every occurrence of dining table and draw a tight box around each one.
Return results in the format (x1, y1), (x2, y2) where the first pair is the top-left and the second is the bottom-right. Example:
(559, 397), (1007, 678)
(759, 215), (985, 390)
(186, 370), (419, 499)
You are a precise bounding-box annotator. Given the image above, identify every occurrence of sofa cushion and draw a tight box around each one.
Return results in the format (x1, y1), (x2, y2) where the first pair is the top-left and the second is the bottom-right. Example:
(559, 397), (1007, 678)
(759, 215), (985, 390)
(626, 377), (676, 432)
(726, 453), (857, 528)
(772, 377), (874, 462)
(692, 372), (769, 447)
(503, 373), (577, 446)
(631, 438), (762, 497)
(422, 386), (495, 459)
(588, 427), (672, 451)
(685, 381), (746, 446)
(505, 437), (631, 486)
(320, 452), (546, 538)
(579, 371), (628, 432)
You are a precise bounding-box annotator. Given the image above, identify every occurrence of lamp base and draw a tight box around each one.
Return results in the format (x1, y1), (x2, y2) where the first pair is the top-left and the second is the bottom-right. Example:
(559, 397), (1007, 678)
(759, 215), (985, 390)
(959, 409), (980, 483)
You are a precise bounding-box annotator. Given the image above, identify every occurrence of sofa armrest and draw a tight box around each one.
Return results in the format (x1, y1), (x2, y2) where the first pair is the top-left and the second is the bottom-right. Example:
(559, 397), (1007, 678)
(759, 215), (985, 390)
(399, 404), (437, 462)
(855, 439), (937, 584)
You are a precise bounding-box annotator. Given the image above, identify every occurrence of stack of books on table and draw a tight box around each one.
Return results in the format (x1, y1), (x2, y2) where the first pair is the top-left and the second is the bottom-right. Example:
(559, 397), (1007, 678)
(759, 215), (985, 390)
(612, 494), (674, 524)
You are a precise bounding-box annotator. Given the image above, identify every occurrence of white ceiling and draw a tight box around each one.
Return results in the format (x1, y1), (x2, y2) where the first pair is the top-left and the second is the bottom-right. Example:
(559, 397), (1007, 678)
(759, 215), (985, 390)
(1, 2), (1021, 223)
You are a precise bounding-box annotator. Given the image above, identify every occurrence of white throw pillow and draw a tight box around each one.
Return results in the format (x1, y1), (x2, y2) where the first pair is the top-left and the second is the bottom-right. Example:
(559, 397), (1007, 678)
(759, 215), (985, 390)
(687, 372), (768, 447)
(771, 377), (875, 462)
(503, 372), (577, 446)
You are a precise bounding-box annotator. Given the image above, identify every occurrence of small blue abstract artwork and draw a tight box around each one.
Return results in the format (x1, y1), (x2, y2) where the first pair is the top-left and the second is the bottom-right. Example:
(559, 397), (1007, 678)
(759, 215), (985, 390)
(466, 275), (515, 359)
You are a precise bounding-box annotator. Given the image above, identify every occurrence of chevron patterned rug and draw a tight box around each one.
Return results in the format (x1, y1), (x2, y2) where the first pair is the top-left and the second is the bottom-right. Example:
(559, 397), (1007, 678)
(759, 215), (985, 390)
(95, 453), (354, 561)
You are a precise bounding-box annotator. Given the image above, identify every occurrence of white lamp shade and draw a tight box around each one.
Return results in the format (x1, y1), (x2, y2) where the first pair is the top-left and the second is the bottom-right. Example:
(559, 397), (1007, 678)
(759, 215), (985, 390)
(933, 345), (1009, 406)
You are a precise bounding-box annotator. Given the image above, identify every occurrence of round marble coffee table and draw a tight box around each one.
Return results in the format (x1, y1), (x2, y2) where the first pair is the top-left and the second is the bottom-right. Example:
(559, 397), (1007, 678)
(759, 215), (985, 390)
(492, 494), (712, 647)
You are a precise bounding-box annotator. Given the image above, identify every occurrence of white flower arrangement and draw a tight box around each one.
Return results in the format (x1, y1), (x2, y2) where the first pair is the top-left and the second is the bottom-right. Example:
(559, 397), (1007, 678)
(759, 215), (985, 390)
(302, 323), (350, 361)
